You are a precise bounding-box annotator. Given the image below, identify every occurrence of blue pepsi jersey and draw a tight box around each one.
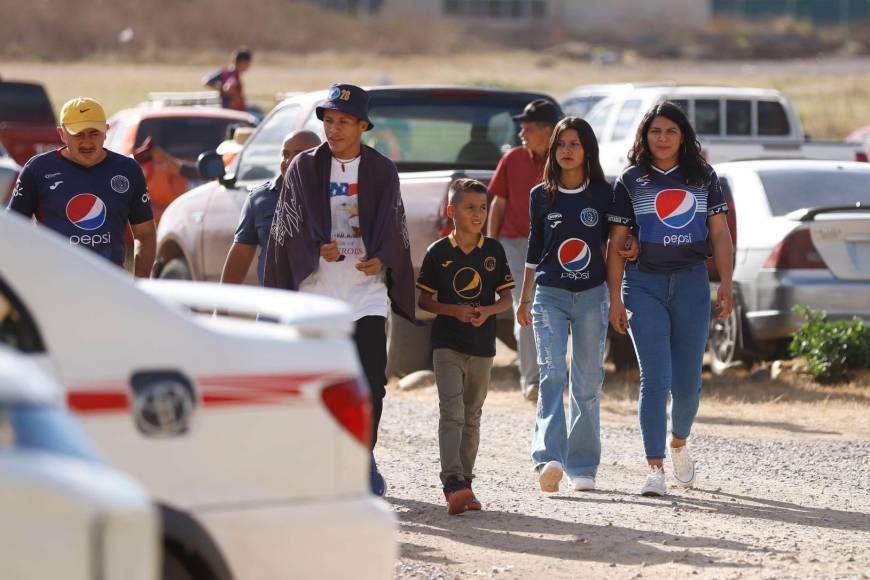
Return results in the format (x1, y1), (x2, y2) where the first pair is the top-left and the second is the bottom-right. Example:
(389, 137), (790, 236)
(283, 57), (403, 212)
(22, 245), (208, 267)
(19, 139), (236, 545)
(608, 164), (728, 273)
(7, 149), (153, 266)
(526, 179), (610, 292)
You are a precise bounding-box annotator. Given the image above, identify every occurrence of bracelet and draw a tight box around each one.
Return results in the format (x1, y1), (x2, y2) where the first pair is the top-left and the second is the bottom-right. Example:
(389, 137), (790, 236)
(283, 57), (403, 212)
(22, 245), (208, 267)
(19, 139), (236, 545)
(520, 299), (532, 304)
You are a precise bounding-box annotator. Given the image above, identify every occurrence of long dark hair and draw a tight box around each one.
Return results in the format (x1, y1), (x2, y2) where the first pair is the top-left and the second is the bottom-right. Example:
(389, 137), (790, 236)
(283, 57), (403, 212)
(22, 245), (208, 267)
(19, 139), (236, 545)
(628, 101), (709, 186)
(542, 116), (605, 205)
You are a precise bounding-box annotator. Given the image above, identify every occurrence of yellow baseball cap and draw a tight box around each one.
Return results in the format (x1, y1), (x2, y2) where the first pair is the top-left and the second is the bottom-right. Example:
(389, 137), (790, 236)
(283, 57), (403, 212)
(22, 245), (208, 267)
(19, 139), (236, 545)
(60, 97), (107, 134)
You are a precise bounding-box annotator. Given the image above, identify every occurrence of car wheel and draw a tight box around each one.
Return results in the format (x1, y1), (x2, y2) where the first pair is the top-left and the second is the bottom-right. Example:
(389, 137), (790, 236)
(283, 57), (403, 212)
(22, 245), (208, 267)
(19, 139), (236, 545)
(708, 306), (742, 375)
(159, 258), (192, 281)
(496, 317), (517, 351)
(608, 331), (636, 371)
(163, 547), (195, 580)
(386, 315), (432, 377)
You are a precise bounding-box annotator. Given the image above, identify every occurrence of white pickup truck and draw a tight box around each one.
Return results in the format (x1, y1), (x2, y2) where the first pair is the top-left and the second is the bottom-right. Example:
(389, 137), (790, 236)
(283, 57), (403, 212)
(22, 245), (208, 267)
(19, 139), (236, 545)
(582, 85), (866, 177)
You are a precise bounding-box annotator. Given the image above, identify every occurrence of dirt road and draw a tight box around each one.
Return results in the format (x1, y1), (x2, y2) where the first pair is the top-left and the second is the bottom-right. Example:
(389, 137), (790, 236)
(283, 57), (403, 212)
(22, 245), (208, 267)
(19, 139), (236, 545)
(377, 354), (869, 579)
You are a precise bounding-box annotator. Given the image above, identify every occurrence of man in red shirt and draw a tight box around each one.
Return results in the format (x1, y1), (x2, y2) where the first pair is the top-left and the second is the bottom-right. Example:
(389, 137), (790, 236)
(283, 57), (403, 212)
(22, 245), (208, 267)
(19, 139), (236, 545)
(487, 99), (560, 401)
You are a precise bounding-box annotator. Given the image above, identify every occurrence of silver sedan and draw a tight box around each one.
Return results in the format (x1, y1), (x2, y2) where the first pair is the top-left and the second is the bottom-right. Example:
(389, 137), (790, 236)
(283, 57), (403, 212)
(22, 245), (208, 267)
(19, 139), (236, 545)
(708, 159), (870, 372)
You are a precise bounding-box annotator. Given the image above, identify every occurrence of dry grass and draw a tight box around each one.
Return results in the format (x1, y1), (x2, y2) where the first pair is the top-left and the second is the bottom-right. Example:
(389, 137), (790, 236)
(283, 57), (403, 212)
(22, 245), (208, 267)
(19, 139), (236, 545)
(4, 53), (870, 138)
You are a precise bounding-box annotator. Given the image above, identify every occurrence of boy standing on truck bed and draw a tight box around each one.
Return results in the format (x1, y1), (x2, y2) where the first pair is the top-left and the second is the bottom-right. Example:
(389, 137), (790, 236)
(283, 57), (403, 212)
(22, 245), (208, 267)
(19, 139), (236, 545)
(417, 178), (514, 515)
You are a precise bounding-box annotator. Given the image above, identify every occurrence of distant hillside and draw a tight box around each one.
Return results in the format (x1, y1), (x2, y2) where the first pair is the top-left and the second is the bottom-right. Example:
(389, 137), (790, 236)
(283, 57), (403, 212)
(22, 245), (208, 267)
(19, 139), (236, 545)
(1, 1), (867, 62)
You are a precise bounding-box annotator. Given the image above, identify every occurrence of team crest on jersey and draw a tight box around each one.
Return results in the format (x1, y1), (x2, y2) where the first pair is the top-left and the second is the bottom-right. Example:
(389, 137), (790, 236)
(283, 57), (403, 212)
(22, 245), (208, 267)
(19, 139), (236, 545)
(453, 267), (482, 300)
(580, 208), (599, 227)
(484, 256), (496, 272)
(111, 175), (130, 194)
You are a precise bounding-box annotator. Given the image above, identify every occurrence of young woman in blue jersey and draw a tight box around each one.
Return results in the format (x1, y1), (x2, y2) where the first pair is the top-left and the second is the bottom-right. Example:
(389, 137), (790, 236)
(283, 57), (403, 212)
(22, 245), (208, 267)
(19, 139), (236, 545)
(606, 102), (733, 497)
(517, 117), (616, 493)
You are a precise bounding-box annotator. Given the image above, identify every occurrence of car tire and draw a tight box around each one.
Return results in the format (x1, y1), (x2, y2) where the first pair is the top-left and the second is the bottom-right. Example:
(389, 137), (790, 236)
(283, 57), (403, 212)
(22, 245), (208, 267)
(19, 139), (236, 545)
(159, 258), (192, 281)
(708, 303), (754, 375)
(608, 331), (637, 371)
(163, 547), (195, 580)
(496, 316), (518, 351)
(386, 315), (432, 377)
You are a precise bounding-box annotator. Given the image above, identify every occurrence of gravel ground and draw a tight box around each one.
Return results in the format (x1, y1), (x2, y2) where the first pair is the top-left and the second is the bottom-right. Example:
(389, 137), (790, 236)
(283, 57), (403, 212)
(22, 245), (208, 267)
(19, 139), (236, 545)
(377, 363), (870, 580)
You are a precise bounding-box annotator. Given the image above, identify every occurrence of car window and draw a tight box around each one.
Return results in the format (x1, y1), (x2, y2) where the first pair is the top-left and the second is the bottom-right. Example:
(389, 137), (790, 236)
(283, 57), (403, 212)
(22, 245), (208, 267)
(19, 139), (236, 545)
(695, 100), (720, 135)
(0, 405), (101, 462)
(758, 168), (870, 215)
(135, 117), (252, 161)
(562, 96), (605, 118)
(364, 94), (548, 171)
(0, 83), (54, 123)
(104, 116), (135, 153)
(0, 165), (17, 205)
(611, 99), (642, 141)
(586, 101), (614, 141)
(236, 104), (302, 182)
(726, 100), (751, 136)
(758, 100), (790, 136)
(670, 99), (689, 115)
(0, 277), (44, 354)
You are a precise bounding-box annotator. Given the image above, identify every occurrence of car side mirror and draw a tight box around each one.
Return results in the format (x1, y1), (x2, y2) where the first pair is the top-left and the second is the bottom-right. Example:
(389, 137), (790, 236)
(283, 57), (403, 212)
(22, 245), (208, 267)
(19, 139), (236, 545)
(197, 151), (226, 181)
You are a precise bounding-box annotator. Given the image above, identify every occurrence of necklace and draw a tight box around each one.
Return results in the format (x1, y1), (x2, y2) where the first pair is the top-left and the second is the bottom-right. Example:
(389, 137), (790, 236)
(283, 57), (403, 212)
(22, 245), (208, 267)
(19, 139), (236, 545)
(334, 154), (360, 173)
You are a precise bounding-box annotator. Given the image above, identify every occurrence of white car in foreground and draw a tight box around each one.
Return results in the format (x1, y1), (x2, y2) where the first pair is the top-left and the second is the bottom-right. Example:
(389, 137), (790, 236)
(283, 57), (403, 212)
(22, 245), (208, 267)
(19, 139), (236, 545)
(0, 347), (158, 580)
(0, 212), (397, 580)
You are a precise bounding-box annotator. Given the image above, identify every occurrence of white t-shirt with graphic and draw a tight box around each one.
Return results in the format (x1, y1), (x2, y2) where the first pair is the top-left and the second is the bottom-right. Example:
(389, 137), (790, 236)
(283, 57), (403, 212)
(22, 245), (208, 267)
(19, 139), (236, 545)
(298, 156), (389, 320)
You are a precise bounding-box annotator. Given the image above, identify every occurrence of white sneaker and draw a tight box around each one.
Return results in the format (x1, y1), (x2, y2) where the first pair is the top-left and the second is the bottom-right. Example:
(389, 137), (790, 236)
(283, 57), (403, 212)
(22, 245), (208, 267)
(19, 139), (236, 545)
(538, 461), (563, 493)
(572, 476), (596, 491)
(641, 465), (667, 496)
(670, 445), (696, 487)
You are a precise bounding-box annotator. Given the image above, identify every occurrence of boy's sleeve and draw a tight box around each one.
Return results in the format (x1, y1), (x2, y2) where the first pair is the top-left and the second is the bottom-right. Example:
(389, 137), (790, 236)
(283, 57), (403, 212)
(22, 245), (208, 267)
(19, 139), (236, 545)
(415, 249), (438, 295)
(525, 187), (544, 267)
(706, 168), (729, 217)
(127, 164), (154, 225)
(7, 163), (38, 217)
(234, 195), (258, 245)
(607, 176), (635, 227)
(495, 242), (515, 293)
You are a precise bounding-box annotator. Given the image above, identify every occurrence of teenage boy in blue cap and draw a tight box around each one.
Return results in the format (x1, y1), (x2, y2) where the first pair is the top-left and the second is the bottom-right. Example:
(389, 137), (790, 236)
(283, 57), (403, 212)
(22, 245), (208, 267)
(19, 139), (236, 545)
(265, 84), (416, 496)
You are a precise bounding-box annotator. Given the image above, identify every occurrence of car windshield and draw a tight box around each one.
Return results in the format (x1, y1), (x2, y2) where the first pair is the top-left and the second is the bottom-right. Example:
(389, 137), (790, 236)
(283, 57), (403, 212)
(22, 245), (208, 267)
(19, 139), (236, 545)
(364, 95), (531, 172)
(0, 83), (55, 123)
(136, 117), (252, 161)
(758, 168), (870, 216)
(561, 95), (606, 118)
(0, 404), (102, 463)
(237, 91), (552, 180)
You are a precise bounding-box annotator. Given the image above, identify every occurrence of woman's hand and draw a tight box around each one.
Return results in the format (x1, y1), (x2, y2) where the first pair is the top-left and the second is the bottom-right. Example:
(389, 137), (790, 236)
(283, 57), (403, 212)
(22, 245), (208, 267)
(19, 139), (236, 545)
(618, 235), (639, 262)
(609, 300), (629, 334)
(517, 302), (533, 328)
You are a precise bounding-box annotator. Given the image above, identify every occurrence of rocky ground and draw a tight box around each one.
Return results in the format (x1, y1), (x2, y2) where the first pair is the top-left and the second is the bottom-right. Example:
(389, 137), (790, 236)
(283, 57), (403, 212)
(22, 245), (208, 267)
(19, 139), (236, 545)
(377, 353), (870, 579)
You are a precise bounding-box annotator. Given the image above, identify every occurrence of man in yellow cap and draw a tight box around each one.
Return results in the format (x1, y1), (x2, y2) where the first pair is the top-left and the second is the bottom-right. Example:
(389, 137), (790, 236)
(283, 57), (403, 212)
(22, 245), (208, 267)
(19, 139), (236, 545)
(7, 97), (155, 276)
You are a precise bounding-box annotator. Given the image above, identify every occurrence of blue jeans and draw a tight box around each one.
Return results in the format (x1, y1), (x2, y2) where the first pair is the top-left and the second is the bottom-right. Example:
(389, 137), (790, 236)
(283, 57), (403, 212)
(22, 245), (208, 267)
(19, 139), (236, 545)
(622, 261), (710, 460)
(531, 283), (609, 479)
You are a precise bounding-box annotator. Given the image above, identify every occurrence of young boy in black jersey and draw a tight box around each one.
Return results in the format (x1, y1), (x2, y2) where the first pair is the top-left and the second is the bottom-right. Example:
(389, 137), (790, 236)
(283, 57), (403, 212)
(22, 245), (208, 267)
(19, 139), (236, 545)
(416, 178), (514, 515)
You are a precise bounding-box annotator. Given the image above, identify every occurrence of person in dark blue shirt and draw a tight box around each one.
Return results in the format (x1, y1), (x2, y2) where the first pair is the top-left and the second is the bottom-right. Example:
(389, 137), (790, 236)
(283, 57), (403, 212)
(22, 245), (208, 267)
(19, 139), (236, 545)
(516, 117), (633, 494)
(220, 130), (321, 285)
(607, 101), (733, 497)
(7, 97), (155, 276)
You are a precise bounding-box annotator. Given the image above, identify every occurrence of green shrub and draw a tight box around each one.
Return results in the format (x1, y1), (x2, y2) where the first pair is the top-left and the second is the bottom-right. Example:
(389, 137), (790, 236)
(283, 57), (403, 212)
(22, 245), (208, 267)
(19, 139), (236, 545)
(789, 305), (870, 383)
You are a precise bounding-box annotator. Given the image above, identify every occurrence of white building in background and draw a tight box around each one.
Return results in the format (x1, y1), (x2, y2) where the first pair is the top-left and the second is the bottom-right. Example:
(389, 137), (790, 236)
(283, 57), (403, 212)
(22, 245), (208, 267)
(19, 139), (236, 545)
(308, 0), (711, 30)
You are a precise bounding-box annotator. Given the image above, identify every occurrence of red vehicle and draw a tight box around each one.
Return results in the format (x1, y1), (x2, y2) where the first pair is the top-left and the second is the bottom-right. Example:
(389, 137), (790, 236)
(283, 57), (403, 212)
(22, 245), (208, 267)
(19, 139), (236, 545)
(105, 105), (256, 227)
(0, 80), (63, 166)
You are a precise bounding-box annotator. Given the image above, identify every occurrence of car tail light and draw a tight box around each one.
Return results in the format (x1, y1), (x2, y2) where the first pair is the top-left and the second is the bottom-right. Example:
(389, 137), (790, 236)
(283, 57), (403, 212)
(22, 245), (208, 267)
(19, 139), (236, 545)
(856, 151), (869, 163)
(321, 378), (371, 447)
(763, 227), (826, 270)
(438, 195), (453, 237)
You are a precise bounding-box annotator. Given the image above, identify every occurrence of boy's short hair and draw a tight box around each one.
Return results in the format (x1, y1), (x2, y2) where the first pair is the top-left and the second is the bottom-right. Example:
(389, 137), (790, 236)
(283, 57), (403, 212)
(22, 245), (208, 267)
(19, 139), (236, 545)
(448, 178), (488, 205)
